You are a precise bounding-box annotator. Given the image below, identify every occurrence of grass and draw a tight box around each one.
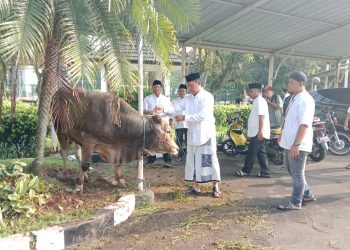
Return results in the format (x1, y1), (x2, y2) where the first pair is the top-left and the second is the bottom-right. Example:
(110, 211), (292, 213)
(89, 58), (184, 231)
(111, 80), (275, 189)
(0, 208), (94, 237)
(134, 201), (159, 217)
(0, 155), (121, 237)
(236, 210), (268, 231)
(214, 238), (272, 250)
(168, 190), (193, 203)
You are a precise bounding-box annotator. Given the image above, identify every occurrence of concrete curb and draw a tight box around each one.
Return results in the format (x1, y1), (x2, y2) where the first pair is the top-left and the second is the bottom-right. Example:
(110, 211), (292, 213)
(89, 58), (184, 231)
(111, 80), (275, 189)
(0, 193), (136, 250)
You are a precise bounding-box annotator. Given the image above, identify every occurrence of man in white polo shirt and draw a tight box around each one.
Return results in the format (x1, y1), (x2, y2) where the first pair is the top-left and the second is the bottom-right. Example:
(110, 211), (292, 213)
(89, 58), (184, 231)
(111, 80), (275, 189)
(344, 106), (350, 169)
(277, 72), (316, 211)
(144, 80), (174, 167)
(235, 83), (271, 178)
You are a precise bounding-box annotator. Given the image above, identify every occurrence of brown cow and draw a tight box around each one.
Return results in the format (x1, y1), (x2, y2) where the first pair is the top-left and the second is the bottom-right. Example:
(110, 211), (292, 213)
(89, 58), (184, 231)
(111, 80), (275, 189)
(54, 89), (179, 193)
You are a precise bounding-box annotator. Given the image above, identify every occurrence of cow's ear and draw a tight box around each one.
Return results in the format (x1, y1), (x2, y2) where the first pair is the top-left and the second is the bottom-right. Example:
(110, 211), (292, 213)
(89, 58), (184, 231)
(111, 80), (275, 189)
(151, 115), (162, 124)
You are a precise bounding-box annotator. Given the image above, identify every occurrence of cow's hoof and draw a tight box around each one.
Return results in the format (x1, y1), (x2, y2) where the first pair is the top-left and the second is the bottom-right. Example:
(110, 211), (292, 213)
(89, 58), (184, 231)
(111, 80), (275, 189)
(74, 184), (84, 194)
(117, 183), (128, 188)
(84, 173), (89, 182)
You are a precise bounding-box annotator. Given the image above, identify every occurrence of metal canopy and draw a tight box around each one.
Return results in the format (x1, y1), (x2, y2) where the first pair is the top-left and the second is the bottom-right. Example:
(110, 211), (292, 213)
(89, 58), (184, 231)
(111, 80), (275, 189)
(178, 0), (350, 62)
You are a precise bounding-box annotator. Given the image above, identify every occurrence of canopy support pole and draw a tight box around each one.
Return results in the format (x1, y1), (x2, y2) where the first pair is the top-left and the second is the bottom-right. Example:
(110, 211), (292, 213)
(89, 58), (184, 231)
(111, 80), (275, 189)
(268, 54), (275, 86)
(181, 44), (186, 84)
(137, 33), (144, 191)
(335, 60), (340, 88)
(344, 59), (349, 88)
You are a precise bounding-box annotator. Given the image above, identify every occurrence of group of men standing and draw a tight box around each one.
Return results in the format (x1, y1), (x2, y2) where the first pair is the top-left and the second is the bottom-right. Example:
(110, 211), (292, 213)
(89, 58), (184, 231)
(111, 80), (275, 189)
(144, 71), (319, 210)
(235, 72), (316, 210)
(143, 73), (222, 198)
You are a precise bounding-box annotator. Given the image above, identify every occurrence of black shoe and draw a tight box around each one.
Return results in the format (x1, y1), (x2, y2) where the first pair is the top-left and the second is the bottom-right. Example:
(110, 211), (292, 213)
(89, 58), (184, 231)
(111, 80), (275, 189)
(163, 163), (172, 168)
(144, 162), (154, 167)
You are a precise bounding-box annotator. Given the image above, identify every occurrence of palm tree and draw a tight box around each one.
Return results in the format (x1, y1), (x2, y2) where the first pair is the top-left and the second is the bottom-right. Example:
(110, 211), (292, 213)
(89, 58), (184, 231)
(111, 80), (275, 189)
(0, 0), (200, 176)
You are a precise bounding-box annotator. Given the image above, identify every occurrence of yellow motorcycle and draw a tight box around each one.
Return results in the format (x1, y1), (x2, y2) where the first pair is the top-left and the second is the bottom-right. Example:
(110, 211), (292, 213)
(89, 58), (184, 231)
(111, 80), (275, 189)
(221, 113), (248, 156)
(221, 113), (284, 165)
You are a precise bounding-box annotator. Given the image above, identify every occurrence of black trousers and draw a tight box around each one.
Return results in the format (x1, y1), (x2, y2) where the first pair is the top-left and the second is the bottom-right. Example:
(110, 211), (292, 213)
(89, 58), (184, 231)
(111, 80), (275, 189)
(242, 136), (270, 175)
(147, 153), (171, 164)
(175, 128), (187, 158)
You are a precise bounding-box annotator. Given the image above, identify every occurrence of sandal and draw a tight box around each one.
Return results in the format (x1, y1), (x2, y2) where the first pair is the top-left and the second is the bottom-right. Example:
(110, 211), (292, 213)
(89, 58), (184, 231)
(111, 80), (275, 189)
(186, 187), (202, 195)
(302, 194), (316, 203)
(345, 164), (350, 169)
(212, 187), (223, 198)
(254, 172), (271, 178)
(277, 201), (301, 211)
(235, 170), (249, 177)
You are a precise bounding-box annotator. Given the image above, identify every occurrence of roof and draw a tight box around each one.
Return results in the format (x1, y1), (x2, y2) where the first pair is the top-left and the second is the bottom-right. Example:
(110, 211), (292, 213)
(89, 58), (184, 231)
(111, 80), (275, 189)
(177, 0), (350, 61)
(122, 46), (182, 65)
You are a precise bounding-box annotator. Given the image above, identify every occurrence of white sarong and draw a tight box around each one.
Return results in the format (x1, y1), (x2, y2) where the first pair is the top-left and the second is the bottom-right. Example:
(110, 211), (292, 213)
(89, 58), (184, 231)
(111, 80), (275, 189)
(185, 138), (221, 183)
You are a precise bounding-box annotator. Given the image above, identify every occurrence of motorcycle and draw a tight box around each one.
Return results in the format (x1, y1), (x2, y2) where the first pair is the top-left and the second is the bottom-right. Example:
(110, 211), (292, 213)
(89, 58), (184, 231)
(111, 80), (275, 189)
(322, 109), (350, 156)
(308, 117), (329, 162)
(221, 113), (284, 165)
(266, 126), (284, 165)
(221, 113), (248, 156)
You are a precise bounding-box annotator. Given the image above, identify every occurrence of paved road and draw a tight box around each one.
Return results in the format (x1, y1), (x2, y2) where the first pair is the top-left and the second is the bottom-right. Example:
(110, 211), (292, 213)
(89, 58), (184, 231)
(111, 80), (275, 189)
(220, 152), (350, 249)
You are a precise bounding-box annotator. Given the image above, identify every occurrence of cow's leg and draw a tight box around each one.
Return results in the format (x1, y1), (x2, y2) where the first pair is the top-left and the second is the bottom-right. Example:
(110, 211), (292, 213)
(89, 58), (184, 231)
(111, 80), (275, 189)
(74, 144), (88, 182)
(76, 145), (94, 194)
(57, 133), (71, 180)
(115, 166), (127, 188)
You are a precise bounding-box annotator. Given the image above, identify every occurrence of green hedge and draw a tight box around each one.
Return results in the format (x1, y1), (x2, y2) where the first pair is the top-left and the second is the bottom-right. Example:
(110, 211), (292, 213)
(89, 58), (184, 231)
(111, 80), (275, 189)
(0, 101), (38, 159)
(214, 104), (252, 143)
(214, 104), (251, 127)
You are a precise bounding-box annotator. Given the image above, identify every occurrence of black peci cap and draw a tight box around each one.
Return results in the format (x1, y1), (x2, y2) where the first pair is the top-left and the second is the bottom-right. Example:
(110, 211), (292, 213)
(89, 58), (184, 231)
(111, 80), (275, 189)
(185, 72), (200, 82)
(248, 83), (262, 89)
(289, 72), (307, 83)
(178, 84), (187, 90)
(152, 80), (162, 86)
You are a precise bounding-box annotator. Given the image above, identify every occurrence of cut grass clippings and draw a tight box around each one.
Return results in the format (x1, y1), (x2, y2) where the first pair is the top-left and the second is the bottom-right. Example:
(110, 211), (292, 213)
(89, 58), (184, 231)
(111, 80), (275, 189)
(213, 238), (273, 250)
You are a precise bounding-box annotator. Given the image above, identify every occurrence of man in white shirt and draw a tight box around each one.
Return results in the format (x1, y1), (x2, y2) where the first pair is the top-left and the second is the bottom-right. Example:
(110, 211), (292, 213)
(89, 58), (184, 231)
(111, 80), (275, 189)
(344, 107), (350, 169)
(144, 80), (174, 167)
(277, 72), (316, 211)
(172, 84), (188, 162)
(235, 83), (271, 178)
(175, 73), (222, 198)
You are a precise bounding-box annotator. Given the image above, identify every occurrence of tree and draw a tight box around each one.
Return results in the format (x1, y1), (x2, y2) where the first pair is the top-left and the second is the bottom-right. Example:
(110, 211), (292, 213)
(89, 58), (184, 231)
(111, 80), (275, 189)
(189, 48), (325, 96)
(0, 0), (200, 176)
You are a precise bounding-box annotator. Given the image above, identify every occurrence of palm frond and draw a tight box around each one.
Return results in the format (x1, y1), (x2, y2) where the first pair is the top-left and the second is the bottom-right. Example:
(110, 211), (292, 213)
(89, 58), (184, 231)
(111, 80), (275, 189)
(130, 0), (177, 76)
(0, 0), (54, 62)
(108, 0), (126, 13)
(0, 0), (12, 21)
(57, 0), (97, 86)
(155, 0), (201, 32)
(102, 45), (137, 90)
(0, 56), (6, 121)
(89, 0), (135, 90)
(51, 79), (87, 133)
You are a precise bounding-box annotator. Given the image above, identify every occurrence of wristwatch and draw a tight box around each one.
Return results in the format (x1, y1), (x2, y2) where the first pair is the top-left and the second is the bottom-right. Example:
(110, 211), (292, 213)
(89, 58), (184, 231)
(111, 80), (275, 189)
(293, 141), (301, 146)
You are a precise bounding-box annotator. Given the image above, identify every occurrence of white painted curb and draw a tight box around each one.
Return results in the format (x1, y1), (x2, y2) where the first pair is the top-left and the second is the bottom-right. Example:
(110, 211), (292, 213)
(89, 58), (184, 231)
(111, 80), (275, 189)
(0, 234), (31, 250)
(0, 193), (136, 250)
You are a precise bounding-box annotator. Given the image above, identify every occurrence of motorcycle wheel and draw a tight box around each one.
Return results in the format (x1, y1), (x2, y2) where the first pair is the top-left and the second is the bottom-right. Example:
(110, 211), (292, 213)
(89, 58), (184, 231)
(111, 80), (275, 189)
(266, 141), (284, 165)
(328, 131), (350, 156)
(221, 139), (238, 156)
(308, 142), (326, 162)
(269, 152), (284, 165)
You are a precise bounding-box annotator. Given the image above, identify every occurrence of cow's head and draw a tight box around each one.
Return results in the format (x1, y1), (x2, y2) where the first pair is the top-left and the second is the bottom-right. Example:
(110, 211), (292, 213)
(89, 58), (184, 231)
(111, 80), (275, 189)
(145, 115), (179, 155)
